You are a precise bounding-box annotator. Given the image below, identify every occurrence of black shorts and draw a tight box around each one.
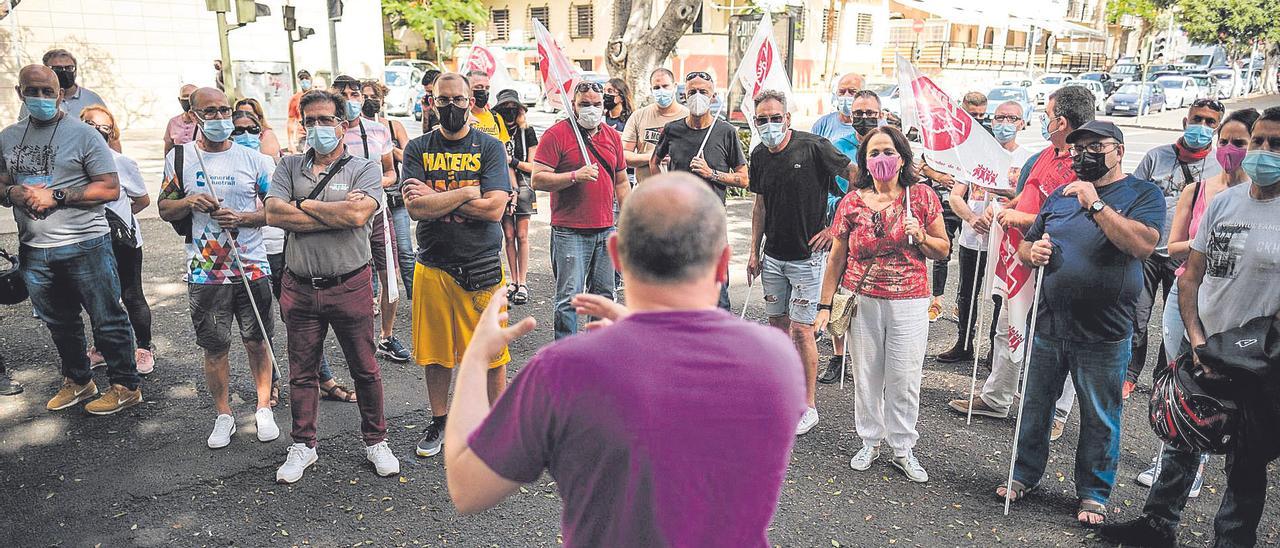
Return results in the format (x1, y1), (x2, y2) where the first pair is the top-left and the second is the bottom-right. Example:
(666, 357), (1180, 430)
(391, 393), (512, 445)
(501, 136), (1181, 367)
(188, 278), (274, 353)
(513, 184), (537, 216)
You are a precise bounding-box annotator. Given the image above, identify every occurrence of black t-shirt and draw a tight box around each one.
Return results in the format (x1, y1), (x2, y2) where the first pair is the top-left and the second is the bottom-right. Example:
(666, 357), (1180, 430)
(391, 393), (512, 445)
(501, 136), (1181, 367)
(652, 118), (747, 203)
(749, 131), (851, 261)
(402, 128), (512, 267)
(503, 126), (539, 186)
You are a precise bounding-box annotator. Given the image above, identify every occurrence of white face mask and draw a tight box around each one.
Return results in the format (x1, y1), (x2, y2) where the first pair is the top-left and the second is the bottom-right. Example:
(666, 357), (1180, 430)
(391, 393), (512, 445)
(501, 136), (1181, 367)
(576, 106), (604, 129)
(688, 93), (712, 116)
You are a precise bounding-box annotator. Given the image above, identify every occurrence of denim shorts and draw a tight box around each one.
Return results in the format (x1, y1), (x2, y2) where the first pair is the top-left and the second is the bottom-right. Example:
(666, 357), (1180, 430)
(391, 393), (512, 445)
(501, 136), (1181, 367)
(762, 252), (826, 325)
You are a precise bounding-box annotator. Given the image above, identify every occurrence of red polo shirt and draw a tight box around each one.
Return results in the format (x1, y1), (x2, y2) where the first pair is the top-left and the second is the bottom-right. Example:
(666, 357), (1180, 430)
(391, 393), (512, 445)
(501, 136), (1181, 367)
(534, 119), (626, 229)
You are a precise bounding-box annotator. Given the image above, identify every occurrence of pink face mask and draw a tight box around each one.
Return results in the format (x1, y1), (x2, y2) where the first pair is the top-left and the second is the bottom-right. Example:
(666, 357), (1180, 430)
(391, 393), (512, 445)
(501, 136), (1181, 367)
(867, 154), (901, 182)
(1216, 144), (1247, 172)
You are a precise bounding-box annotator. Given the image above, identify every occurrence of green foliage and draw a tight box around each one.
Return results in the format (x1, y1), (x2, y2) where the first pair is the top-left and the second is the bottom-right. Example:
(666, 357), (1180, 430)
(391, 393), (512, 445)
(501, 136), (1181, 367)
(1176, 0), (1276, 55)
(1106, 0), (1161, 25)
(383, 0), (488, 57)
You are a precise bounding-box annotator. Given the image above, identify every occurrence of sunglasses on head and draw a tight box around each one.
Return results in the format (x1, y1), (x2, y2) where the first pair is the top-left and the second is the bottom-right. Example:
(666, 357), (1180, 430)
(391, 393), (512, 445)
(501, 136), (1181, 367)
(1192, 98), (1225, 112)
(685, 71), (712, 82)
(575, 81), (603, 93)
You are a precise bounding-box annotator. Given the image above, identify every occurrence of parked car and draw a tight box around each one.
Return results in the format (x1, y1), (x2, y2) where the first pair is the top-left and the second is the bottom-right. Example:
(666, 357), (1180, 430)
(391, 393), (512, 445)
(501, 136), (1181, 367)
(865, 82), (900, 116)
(412, 86), (426, 121)
(984, 86), (1035, 123)
(1156, 76), (1199, 109)
(1030, 73), (1073, 105)
(384, 66), (424, 116)
(1078, 72), (1118, 95)
(1189, 74), (1217, 100)
(1106, 83), (1166, 116)
(1208, 68), (1237, 98)
(1146, 70), (1181, 82)
(1063, 80), (1108, 112)
(1110, 62), (1143, 83)
(997, 78), (1034, 88)
(388, 58), (440, 73)
(501, 67), (540, 107)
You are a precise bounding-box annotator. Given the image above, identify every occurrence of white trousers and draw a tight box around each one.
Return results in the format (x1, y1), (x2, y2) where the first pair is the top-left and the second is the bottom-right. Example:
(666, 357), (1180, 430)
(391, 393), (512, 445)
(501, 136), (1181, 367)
(848, 295), (929, 456)
(982, 297), (1076, 421)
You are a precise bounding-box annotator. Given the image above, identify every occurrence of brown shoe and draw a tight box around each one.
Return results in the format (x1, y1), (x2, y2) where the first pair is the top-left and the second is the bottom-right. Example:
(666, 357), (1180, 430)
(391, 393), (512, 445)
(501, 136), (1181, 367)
(1051, 418), (1067, 442)
(947, 396), (1010, 419)
(46, 378), (98, 411)
(84, 384), (142, 415)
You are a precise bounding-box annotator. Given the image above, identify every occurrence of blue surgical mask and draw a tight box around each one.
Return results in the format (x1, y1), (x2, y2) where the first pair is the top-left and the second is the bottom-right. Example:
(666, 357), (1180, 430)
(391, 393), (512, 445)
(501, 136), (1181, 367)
(1183, 123), (1213, 150)
(1242, 150), (1280, 187)
(300, 79), (312, 91)
(758, 122), (786, 148)
(25, 97), (59, 121)
(835, 96), (854, 117)
(345, 100), (361, 121)
(993, 123), (1018, 144)
(202, 118), (234, 142)
(233, 133), (261, 150)
(653, 88), (675, 108)
(1040, 113), (1052, 141)
(306, 125), (342, 154)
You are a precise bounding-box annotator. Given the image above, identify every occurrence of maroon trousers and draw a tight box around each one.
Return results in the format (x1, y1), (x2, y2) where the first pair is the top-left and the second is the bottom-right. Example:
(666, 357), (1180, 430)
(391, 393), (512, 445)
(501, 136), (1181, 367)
(280, 266), (386, 447)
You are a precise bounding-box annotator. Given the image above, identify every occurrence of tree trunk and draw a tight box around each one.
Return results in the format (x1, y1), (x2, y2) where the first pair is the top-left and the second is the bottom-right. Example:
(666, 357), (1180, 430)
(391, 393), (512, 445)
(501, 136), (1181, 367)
(606, 0), (703, 104)
(1263, 42), (1278, 95)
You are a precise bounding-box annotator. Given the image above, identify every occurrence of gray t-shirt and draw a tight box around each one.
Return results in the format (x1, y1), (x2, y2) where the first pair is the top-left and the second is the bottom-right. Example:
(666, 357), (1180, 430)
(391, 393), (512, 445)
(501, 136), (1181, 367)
(0, 116), (114, 248)
(267, 151), (384, 278)
(1190, 183), (1280, 337)
(1133, 143), (1223, 255)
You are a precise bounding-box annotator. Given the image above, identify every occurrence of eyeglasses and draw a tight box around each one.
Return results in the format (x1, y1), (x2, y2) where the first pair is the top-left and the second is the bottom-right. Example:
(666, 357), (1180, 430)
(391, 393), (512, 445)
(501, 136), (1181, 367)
(992, 114), (1021, 123)
(1069, 142), (1120, 156)
(50, 65), (76, 73)
(754, 114), (785, 126)
(231, 126), (261, 136)
(575, 82), (603, 93)
(834, 88), (860, 97)
(85, 122), (112, 134)
(685, 71), (712, 82)
(850, 110), (880, 118)
(430, 95), (472, 108)
(1191, 98), (1225, 112)
(196, 106), (234, 119)
(302, 115), (341, 127)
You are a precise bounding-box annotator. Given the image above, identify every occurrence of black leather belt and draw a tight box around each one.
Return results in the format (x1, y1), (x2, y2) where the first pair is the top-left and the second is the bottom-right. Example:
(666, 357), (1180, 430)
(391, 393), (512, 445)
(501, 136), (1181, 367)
(385, 194), (404, 208)
(288, 265), (368, 290)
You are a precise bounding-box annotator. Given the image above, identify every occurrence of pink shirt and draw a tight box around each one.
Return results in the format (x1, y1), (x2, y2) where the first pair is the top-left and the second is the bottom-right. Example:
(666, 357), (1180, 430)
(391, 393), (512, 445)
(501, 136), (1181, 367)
(1175, 181), (1211, 277)
(166, 114), (199, 147)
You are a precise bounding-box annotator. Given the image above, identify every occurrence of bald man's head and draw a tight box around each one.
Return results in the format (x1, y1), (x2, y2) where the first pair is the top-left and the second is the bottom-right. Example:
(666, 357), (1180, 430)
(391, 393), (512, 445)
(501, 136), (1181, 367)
(16, 64), (62, 104)
(616, 172), (727, 285)
(180, 84), (198, 96)
(838, 73), (865, 91)
(189, 87), (229, 119)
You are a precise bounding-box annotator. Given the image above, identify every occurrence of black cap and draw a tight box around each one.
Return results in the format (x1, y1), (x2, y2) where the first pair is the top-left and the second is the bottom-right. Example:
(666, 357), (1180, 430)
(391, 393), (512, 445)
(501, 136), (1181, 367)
(1066, 120), (1124, 144)
(494, 89), (521, 106)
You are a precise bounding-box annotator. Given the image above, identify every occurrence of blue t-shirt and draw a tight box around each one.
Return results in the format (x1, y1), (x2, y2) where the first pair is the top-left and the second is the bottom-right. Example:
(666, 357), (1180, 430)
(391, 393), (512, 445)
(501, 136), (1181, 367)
(810, 112), (857, 144)
(811, 112), (859, 220)
(1025, 175), (1165, 343)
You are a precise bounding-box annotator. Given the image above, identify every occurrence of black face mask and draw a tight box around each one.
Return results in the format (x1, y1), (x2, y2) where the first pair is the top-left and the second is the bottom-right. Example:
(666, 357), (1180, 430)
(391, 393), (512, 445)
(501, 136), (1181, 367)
(494, 106), (520, 127)
(1071, 150), (1112, 182)
(472, 89), (489, 108)
(852, 117), (878, 135)
(94, 126), (111, 143)
(55, 69), (76, 89)
(980, 118), (994, 135)
(179, 98), (192, 112)
(604, 94), (618, 111)
(437, 103), (469, 132)
(362, 99), (381, 118)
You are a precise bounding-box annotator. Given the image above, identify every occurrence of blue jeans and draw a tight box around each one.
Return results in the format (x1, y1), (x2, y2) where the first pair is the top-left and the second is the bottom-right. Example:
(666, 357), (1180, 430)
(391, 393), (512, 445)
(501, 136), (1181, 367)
(1013, 333), (1129, 504)
(388, 204), (415, 294)
(20, 234), (139, 389)
(1160, 284), (1187, 365)
(551, 226), (615, 340)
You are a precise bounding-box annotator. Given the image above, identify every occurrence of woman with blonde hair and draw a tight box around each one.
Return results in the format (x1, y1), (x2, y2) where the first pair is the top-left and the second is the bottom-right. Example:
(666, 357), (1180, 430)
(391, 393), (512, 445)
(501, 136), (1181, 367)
(233, 97), (282, 158)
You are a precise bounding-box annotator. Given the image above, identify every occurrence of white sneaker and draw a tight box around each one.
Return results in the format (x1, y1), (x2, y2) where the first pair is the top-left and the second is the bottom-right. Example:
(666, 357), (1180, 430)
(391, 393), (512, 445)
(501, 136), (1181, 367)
(891, 452), (930, 483)
(276, 443), (317, 484)
(365, 441), (401, 477)
(795, 407), (819, 436)
(1136, 464), (1158, 487)
(207, 414), (236, 449)
(849, 444), (880, 471)
(255, 407), (279, 442)
(1189, 454), (1209, 498)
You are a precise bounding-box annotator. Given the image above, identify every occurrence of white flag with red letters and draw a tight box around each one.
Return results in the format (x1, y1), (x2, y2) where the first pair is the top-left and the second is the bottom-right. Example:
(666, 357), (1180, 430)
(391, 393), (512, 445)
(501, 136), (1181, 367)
(986, 203), (1037, 363)
(734, 13), (793, 141)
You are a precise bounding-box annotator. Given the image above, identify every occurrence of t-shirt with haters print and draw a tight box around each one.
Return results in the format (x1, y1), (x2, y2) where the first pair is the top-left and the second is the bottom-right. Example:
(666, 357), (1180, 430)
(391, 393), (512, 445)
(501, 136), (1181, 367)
(402, 128), (511, 268)
(159, 142), (273, 284)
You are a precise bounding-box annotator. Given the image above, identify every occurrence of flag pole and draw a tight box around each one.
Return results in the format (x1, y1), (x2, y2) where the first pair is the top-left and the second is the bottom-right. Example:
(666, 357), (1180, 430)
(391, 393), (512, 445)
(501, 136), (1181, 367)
(965, 247), (987, 426)
(533, 19), (592, 168)
(1003, 266), (1046, 515)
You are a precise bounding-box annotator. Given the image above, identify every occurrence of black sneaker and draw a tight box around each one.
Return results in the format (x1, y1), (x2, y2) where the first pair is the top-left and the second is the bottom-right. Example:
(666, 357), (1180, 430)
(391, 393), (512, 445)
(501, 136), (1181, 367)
(415, 419), (444, 458)
(818, 356), (844, 385)
(377, 336), (411, 363)
(1099, 515), (1176, 548)
(936, 346), (973, 364)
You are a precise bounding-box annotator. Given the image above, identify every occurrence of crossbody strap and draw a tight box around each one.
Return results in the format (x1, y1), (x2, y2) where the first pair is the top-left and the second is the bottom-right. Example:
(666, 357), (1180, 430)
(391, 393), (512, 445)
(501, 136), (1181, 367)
(578, 126), (616, 173)
(308, 156), (354, 200)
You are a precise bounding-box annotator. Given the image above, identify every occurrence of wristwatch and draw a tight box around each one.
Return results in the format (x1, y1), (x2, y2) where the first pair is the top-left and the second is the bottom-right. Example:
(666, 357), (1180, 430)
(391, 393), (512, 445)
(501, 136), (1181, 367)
(1087, 199), (1106, 216)
(818, 303), (833, 311)
(53, 189), (67, 207)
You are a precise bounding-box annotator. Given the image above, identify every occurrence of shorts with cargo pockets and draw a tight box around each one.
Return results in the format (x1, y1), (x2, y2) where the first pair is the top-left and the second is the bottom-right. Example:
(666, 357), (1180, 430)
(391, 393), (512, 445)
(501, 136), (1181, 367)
(762, 252), (826, 325)
(188, 278), (275, 353)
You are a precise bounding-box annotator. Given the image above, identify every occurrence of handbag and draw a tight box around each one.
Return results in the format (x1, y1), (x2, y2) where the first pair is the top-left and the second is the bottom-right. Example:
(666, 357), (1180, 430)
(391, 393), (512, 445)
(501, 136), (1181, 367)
(104, 208), (138, 248)
(166, 144), (192, 242)
(441, 254), (503, 292)
(0, 248), (28, 305)
(827, 261), (877, 338)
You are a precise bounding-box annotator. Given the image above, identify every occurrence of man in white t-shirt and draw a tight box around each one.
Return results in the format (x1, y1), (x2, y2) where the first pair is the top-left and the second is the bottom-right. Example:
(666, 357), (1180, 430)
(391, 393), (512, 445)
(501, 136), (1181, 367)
(157, 87), (279, 451)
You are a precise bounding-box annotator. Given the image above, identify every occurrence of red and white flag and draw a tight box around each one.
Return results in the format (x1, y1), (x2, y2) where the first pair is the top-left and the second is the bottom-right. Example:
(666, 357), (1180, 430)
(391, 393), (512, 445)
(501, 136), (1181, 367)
(462, 41), (518, 99)
(734, 13), (793, 142)
(896, 56), (1013, 191)
(532, 19), (579, 111)
(986, 203), (1036, 363)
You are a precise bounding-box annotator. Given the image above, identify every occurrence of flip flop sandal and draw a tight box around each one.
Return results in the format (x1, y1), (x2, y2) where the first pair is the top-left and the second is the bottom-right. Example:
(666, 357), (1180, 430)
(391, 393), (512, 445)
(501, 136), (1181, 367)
(506, 283), (518, 299)
(1077, 500), (1107, 528)
(270, 383), (280, 407)
(511, 285), (529, 305)
(994, 480), (1035, 503)
(320, 383), (358, 403)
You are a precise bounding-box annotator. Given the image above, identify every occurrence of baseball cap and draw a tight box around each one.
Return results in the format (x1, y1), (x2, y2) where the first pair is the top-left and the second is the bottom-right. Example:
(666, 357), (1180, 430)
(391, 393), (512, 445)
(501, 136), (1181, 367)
(1066, 120), (1125, 144)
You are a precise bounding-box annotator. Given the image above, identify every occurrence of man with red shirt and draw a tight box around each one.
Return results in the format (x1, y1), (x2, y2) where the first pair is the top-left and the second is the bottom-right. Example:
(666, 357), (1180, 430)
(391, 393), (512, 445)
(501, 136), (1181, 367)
(532, 81), (631, 339)
(948, 86), (1097, 438)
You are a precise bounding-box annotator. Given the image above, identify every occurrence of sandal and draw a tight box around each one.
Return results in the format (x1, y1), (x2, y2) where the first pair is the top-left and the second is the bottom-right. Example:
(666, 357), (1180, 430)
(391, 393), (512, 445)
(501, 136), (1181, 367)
(320, 383), (358, 403)
(1077, 499), (1107, 528)
(511, 285), (529, 305)
(506, 283), (517, 299)
(995, 480), (1035, 503)
(270, 383), (280, 407)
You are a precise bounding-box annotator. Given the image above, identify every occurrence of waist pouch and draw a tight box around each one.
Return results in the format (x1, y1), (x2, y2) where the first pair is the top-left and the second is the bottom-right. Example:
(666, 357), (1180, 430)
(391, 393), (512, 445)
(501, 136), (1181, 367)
(440, 255), (503, 292)
(104, 209), (138, 248)
(386, 193), (405, 208)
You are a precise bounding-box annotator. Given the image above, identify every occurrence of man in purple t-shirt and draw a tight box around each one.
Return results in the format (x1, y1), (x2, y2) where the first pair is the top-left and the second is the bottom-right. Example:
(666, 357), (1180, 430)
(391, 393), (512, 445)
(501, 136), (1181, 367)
(442, 172), (807, 547)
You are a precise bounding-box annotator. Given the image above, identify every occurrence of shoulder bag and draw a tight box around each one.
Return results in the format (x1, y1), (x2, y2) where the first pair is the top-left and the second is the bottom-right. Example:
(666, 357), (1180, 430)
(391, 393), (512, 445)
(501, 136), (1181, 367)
(167, 144), (193, 242)
(827, 261), (877, 338)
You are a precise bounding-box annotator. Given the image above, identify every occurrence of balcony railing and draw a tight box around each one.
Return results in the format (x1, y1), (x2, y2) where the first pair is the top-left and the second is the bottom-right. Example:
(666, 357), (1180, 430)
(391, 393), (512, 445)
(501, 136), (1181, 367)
(883, 41), (1108, 73)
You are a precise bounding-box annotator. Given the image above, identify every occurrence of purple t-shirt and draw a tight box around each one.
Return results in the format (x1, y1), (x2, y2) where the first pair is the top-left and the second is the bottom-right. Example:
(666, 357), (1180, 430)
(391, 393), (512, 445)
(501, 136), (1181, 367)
(468, 309), (806, 547)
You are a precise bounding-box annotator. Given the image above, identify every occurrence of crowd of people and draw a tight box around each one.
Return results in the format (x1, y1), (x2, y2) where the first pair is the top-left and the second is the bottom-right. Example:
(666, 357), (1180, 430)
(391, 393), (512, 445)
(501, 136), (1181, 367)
(1, 46), (1278, 547)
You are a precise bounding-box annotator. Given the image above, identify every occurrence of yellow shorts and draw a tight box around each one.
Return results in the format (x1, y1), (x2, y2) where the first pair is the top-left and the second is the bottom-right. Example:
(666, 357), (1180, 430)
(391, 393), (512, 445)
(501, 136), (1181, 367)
(411, 262), (510, 369)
